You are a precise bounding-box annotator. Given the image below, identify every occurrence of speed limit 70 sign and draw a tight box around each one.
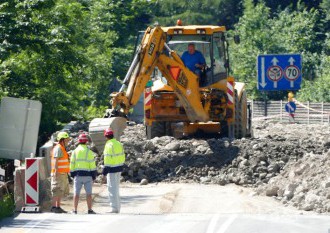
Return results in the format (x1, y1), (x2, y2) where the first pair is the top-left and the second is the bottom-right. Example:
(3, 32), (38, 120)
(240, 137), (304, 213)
(284, 62), (300, 88)
(257, 54), (302, 91)
(285, 65), (299, 80)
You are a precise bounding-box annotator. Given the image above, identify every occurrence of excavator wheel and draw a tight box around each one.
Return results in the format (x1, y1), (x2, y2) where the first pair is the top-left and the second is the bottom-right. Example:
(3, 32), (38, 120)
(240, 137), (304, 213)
(234, 90), (248, 138)
(146, 121), (166, 139)
(146, 121), (173, 139)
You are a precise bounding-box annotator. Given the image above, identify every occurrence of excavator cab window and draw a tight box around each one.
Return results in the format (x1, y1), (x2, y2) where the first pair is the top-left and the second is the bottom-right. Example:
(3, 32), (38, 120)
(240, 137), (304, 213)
(211, 32), (227, 83)
(167, 35), (212, 86)
(168, 41), (211, 65)
(168, 40), (211, 87)
(167, 34), (227, 86)
(167, 35), (211, 65)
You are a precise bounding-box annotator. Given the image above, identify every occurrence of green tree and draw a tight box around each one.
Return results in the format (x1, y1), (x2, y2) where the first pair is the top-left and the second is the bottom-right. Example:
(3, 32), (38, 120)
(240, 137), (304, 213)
(229, 0), (271, 99)
(298, 50), (330, 102)
(271, 7), (321, 80)
(82, 0), (155, 117)
(263, 0), (323, 13)
(153, 0), (242, 29)
(0, 0), (95, 134)
(230, 0), (323, 100)
(88, 0), (155, 78)
(1, 0), (155, 139)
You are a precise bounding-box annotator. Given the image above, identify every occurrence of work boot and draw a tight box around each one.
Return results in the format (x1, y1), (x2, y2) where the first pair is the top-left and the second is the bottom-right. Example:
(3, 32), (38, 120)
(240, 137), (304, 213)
(51, 208), (61, 213)
(56, 207), (67, 213)
(88, 209), (96, 214)
(106, 209), (119, 214)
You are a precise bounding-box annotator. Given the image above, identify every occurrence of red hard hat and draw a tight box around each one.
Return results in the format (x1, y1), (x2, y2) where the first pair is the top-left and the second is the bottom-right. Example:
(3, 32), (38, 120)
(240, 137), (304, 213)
(78, 133), (89, 143)
(104, 128), (114, 137)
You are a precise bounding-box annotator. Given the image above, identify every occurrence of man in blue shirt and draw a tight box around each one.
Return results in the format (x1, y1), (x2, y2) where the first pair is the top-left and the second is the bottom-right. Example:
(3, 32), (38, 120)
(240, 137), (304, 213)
(181, 43), (206, 79)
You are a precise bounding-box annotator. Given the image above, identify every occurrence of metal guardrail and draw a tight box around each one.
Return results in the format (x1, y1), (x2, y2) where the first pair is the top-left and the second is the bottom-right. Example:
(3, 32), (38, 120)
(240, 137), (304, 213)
(250, 100), (330, 124)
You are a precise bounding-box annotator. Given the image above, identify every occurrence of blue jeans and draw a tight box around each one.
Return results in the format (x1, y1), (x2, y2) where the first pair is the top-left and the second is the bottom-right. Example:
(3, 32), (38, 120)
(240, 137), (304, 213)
(194, 69), (202, 78)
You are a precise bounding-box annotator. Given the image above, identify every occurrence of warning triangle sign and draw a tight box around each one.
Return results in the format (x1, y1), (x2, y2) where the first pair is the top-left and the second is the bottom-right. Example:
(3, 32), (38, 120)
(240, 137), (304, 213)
(27, 172), (38, 192)
(26, 159), (35, 170)
(169, 66), (181, 80)
(26, 193), (37, 204)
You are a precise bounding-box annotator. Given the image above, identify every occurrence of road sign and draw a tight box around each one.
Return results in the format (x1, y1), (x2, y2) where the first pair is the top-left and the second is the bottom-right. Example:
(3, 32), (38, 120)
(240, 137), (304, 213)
(285, 101), (296, 113)
(0, 97), (42, 160)
(25, 158), (39, 206)
(257, 54), (302, 91)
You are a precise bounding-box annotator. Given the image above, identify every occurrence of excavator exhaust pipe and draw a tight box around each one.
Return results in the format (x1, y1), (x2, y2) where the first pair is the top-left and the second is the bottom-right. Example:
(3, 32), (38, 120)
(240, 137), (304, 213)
(89, 117), (127, 154)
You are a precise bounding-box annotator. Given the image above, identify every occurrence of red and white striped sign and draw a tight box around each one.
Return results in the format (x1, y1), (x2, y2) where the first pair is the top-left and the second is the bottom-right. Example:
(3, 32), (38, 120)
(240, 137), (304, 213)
(227, 80), (234, 105)
(144, 87), (152, 106)
(25, 158), (39, 205)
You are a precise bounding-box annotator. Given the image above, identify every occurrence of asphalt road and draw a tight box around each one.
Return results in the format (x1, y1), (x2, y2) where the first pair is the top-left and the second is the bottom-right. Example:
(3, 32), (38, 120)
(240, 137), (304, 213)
(1, 212), (330, 233)
(58, 183), (312, 215)
(1, 183), (330, 232)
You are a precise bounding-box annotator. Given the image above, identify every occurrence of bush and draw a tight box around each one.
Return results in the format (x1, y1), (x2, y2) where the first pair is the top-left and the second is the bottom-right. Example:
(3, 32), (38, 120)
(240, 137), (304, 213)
(0, 194), (15, 220)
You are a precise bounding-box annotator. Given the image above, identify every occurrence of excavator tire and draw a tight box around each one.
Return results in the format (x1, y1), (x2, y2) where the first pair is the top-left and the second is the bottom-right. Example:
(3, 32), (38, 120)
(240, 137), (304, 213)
(234, 90), (247, 138)
(146, 121), (167, 139)
(89, 117), (127, 154)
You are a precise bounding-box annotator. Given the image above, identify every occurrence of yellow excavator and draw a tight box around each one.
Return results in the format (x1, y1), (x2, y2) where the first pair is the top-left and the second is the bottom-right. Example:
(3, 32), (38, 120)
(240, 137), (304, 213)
(89, 21), (251, 153)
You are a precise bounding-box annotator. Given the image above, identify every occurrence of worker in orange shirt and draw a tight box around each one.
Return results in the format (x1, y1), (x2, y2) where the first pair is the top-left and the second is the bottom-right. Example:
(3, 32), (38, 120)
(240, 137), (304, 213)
(50, 132), (71, 213)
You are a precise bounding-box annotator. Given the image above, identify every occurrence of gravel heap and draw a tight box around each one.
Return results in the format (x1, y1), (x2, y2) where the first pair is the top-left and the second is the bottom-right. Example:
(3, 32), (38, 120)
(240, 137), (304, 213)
(60, 120), (330, 213)
(254, 123), (330, 213)
(120, 121), (330, 213)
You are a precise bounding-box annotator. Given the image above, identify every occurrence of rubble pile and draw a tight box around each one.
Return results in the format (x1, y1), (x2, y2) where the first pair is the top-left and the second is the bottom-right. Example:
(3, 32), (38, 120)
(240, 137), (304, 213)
(121, 123), (326, 181)
(62, 121), (330, 213)
(255, 123), (330, 213)
(119, 122), (330, 213)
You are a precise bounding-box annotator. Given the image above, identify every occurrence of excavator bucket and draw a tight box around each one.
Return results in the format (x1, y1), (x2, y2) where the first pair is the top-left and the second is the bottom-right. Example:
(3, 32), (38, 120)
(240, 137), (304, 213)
(89, 117), (127, 154)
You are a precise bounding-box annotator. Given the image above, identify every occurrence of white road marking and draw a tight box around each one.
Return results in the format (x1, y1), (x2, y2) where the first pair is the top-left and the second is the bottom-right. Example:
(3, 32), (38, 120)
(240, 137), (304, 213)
(22, 213), (52, 232)
(206, 214), (220, 233)
(216, 214), (237, 233)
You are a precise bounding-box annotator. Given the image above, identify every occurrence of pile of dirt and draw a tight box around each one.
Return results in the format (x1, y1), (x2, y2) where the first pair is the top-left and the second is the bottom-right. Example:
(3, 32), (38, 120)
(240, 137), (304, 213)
(60, 120), (330, 213)
(119, 122), (330, 213)
(254, 123), (330, 213)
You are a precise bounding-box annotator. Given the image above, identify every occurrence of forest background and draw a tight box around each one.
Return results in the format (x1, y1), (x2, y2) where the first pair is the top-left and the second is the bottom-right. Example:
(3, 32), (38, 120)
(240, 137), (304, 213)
(1, 0), (330, 138)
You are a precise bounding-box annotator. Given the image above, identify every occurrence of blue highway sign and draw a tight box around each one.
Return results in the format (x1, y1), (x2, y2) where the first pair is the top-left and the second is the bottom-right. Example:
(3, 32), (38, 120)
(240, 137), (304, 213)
(257, 54), (302, 91)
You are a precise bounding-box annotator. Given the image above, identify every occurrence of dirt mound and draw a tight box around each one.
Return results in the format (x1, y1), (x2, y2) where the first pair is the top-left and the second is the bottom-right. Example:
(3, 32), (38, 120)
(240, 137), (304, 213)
(62, 120), (330, 213)
(119, 122), (330, 213)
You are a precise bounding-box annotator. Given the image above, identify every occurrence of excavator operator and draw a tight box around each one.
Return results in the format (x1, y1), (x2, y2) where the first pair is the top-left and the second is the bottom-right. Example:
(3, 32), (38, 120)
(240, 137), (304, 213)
(181, 43), (206, 83)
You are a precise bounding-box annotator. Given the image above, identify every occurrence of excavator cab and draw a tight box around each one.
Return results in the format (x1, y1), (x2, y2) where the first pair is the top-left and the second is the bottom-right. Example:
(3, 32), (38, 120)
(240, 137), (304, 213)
(166, 30), (229, 87)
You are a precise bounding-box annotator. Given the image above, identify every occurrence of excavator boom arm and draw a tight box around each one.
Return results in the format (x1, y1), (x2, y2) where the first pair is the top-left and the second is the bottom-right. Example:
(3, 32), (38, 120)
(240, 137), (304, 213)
(110, 26), (209, 122)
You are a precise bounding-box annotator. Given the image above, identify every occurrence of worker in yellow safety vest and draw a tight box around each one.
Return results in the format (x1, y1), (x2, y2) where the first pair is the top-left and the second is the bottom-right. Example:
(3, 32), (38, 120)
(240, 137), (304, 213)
(50, 131), (71, 213)
(103, 128), (125, 213)
(70, 133), (97, 214)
